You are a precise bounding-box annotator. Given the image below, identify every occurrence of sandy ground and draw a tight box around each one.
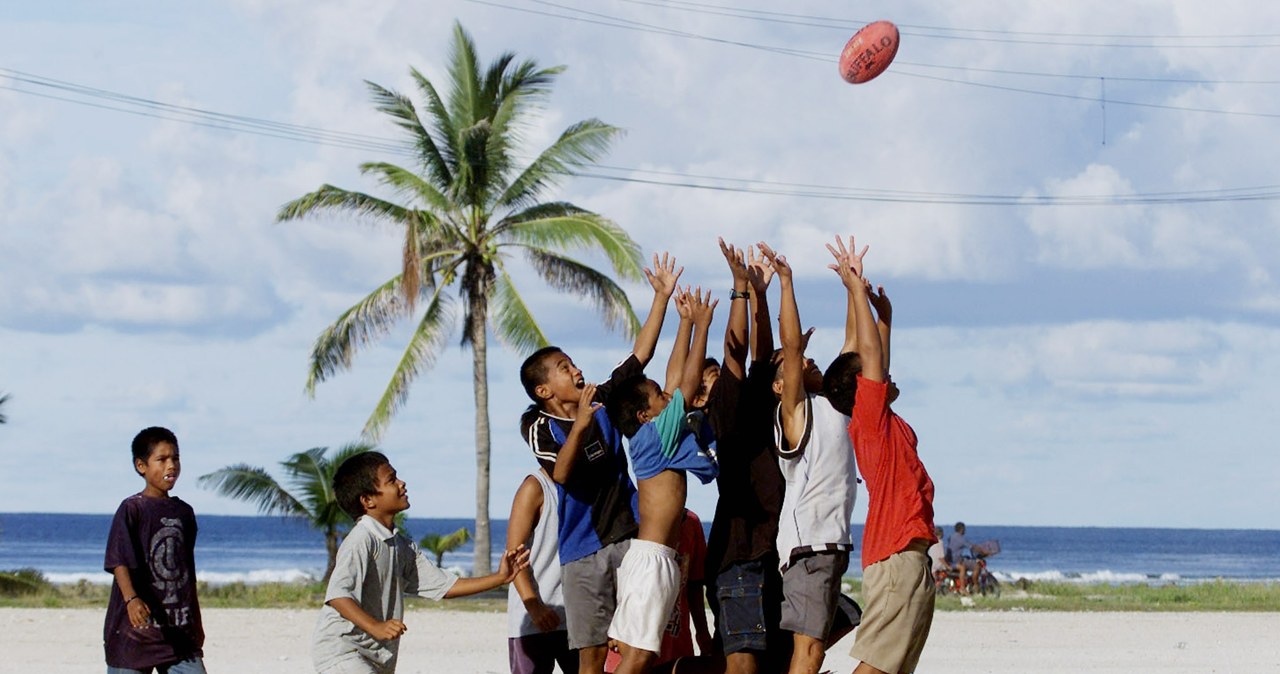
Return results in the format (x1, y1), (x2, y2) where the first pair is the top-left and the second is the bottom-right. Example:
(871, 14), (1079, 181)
(1, 608), (1276, 673)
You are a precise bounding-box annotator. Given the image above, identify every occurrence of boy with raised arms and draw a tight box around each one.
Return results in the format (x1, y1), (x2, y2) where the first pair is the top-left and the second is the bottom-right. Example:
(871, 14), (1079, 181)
(518, 253), (682, 674)
(828, 235), (937, 674)
(604, 286), (719, 673)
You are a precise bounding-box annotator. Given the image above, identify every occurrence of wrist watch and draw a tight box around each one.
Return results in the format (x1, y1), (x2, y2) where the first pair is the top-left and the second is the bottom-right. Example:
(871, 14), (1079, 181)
(730, 289), (750, 300)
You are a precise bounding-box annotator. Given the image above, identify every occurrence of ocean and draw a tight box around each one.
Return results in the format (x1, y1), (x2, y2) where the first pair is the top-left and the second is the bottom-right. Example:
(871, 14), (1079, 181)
(2, 512), (1277, 586)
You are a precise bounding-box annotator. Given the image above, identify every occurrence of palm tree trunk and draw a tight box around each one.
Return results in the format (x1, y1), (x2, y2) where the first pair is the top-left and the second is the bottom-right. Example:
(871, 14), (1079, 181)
(324, 529), (339, 584)
(468, 292), (493, 576)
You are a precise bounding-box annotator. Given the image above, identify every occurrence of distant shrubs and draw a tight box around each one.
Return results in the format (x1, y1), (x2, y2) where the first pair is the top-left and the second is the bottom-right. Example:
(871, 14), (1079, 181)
(0, 568), (52, 595)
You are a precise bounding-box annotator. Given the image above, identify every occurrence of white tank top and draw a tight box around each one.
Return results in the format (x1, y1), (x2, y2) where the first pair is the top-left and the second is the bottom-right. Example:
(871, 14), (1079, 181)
(506, 470), (567, 637)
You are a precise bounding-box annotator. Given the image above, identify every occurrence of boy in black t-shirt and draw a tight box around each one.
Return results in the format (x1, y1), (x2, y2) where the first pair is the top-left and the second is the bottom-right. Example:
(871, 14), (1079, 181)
(518, 252), (681, 674)
(103, 426), (206, 674)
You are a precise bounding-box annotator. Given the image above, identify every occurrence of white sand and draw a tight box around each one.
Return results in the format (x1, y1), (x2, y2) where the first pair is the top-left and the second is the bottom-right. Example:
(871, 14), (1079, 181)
(1, 607), (1276, 673)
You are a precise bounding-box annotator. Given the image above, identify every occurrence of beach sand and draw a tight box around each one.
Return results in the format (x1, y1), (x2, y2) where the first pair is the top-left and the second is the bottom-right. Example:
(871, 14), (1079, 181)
(1, 607), (1275, 673)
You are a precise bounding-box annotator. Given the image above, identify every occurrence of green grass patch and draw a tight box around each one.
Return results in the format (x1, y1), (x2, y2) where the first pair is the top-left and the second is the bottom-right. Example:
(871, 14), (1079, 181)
(4, 572), (1278, 612)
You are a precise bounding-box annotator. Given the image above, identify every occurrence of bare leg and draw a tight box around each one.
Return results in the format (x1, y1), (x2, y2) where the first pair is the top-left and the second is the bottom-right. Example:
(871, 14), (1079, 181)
(786, 633), (824, 674)
(615, 642), (657, 674)
(580, 644), (608, 674)
(852, 662), (890, 674)
(724, 652), (758, 674)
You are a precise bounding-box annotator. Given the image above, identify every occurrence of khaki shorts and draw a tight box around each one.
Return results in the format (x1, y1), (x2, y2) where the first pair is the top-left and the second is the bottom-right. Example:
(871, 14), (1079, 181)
(850, 540), (935, 673)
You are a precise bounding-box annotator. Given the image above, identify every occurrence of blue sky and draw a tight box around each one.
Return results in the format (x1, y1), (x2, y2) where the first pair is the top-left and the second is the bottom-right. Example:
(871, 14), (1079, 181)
(2, 1), (1279, 529)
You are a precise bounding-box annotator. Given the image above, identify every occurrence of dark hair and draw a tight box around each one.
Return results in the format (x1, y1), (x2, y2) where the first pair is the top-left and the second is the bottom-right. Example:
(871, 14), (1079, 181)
(822, 352), (863, 415)
(606, 375), (658, 438)
(702, 357), (720, 370)
(519, 346), (564, 404)
(334, 451), (391, 520)
(955, 521), (966, 533)
(131, 427), (178, 474)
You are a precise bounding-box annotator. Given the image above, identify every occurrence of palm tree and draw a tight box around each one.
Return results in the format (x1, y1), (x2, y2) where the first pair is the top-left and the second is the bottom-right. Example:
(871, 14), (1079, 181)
(0, 393), (8, 424)
(277, 22), (644, 574)
(198, 443), (373, 583)
(419, 527), (472, 568)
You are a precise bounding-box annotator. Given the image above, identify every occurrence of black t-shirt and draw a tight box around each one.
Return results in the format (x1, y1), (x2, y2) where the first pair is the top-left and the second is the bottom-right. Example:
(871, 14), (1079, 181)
(103, 493), (204, 669)
(520, 354), (643, 562)
(705, 359), (786, 574)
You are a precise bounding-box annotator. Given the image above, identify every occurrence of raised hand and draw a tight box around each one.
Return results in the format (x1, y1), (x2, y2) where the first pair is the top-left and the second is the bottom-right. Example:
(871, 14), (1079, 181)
(756, 242), (792, 282)
(688, 286), (718, 327)
(746, 244), (775, 293)
(719, 238), (749, 283)
(674, 285), (694, 321)
(644, 252), (684, 298)
(825, 234), (868, 290)
(868, 283), (892, 325)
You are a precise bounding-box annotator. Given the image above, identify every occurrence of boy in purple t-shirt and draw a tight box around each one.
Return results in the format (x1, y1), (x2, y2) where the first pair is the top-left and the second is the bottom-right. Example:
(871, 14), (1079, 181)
(103, 426), (206, 674)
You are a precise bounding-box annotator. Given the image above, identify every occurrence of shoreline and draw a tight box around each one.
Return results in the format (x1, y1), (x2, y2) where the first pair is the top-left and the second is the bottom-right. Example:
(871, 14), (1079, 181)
(2, 607), (1276, 673)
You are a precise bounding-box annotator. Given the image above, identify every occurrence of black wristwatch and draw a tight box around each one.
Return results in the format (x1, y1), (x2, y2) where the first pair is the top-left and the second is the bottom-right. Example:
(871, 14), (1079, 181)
(730, 289), (750, 300)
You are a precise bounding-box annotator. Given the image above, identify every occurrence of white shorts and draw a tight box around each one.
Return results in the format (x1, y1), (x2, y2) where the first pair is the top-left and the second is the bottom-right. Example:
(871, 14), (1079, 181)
(607, 539), (680, 654)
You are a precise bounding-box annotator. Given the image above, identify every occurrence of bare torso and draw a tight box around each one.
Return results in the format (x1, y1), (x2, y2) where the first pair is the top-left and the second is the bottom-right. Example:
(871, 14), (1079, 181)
(635, 469), (687, 549)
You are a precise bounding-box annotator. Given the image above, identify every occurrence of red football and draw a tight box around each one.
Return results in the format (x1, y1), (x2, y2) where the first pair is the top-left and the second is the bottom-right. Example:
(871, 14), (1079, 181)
(838, 20), (900, 84)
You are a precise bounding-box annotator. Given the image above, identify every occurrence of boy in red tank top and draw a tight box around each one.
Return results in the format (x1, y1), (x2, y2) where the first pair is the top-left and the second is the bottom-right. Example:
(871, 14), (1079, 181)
(827, 236), (937, 674)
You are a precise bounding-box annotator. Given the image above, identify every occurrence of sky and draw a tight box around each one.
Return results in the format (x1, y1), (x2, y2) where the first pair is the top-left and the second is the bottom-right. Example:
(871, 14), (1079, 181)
(2, 1), (1279, 530)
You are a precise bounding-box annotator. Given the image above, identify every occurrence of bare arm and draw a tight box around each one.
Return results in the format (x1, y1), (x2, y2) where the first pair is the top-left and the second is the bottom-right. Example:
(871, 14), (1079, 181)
(719, 238), (750, 380)
(759, 243), (807, 450)
(746, 245), (776, 361)
(506, 476), (559, 632)
(550, 384), (599, 485)
(828, 236), (882, 382)
(634, 252), (683, 366)
(868, 284), (892, 372)
(112, 565), (150, 628)
(665, 287), (694, 393)
(681, 289), (718, 402)
(445, 545), (530, 598)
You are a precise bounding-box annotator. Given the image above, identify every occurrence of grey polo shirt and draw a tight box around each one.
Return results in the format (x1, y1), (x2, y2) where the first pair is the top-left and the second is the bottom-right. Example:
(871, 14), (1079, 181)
(312, 515), (458, 670)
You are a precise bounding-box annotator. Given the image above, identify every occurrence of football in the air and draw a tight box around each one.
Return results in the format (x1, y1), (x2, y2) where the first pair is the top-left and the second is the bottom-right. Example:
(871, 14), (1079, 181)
(839, 20), (900, 84)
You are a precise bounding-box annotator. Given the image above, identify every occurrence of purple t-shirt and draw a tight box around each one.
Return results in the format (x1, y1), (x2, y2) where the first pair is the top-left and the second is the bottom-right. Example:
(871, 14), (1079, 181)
(103, 493), (204, 669)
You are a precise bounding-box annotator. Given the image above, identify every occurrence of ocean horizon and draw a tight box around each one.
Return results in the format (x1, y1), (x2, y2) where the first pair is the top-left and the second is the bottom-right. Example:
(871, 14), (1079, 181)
(3, 512), (1278, 586)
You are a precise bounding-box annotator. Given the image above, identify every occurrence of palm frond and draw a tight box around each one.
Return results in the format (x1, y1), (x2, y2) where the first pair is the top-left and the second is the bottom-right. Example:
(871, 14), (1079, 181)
(500, 205), (644, 282)
(362, 289), (455, 441)
(0, 393), (8, 424)
(490, 269), (549, 352)
(362, 79), (451, 186)
(196, 465), (305, 518)
(409, 67), (459, 178)
(276, 184), (409, 227)
(447, 22), (484, 128)
(306, 276), (413, 395)
(498, 119), (623, 209)
(524, 249), (640, 336)
(358, 161), (452, 214)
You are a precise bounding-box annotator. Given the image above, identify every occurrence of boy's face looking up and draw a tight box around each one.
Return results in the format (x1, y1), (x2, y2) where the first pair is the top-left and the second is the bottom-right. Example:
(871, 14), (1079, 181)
(771, 352), (824, 397)
(362, 463), (410, 517)
(535, 352), (586, 405)
(136, 441), (180, 498)
(691, 364), (720, 408)
(637, 379), (672, 425)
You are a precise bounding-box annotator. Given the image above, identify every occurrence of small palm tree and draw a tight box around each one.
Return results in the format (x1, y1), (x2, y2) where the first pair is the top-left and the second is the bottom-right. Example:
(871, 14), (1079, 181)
(0, 392), (10, 424)
(278, 22), (644, 574)
(418, 527), (472, 568)
(198, 443), (373, 583)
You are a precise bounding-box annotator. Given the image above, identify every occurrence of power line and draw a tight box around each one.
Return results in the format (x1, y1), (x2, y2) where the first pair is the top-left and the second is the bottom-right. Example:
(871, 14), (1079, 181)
(5, 68), (1280, 206)
(610, 0), (1280, 47)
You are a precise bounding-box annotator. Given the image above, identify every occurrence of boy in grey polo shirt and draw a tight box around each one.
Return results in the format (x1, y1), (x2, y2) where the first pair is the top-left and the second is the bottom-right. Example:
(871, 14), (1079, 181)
(313, 451), (530, 674)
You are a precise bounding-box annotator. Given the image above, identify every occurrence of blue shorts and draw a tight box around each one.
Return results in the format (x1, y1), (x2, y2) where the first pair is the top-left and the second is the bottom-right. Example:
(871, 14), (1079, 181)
(107, 657), (206, 674)
(709, 557), (788, 659)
